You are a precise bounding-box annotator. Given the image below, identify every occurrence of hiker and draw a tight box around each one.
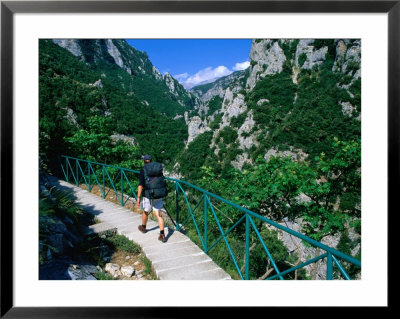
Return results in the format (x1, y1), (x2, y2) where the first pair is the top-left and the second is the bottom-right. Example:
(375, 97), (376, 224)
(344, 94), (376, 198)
(136, 154), (168, 242)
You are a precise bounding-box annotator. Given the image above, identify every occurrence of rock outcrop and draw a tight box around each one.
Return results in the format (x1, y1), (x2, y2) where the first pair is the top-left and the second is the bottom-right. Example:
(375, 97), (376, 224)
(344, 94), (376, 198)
(105, 39), (132, 74)
(268, 217), (361, 280)
(246, 40), (287, 90)
(295, 39), (328, 70)
(187, 116), (211, 144)
(52, 39), (83, 59)
(185, 38), (361, 170)
(191, 69), (248, 103)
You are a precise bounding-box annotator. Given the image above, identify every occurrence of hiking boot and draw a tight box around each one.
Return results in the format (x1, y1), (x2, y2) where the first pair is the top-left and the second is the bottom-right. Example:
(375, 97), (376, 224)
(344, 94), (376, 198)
(138, 225), (146, 233)
(158, 233), (166, 243)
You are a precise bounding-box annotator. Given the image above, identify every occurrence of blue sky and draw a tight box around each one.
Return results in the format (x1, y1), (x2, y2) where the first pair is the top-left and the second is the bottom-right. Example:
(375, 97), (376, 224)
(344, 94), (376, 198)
(126, 39), (252, 89)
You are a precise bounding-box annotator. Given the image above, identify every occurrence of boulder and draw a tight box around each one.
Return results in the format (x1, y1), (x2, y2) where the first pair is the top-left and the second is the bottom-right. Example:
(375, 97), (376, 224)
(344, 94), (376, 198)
(105, 263), (120, 277)
(121, 266), (135, 277)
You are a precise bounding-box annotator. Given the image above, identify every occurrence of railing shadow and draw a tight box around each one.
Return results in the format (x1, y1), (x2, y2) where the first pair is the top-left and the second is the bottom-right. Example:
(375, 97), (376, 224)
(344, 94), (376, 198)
(39, 173), (123, 280)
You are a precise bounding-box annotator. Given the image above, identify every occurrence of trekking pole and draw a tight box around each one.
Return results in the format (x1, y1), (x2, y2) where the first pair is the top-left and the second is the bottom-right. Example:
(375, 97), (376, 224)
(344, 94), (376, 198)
(162, 197), (177, 229)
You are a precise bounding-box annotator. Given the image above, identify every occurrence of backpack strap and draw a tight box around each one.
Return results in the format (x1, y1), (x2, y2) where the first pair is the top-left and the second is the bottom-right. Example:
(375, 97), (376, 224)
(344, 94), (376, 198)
(143, 165), (147, 181)
(143, 165), (157, 184)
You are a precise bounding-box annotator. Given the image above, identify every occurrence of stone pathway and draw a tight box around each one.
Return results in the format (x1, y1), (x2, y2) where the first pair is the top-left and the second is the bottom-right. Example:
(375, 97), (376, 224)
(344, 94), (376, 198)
(49, 177), (232, 280)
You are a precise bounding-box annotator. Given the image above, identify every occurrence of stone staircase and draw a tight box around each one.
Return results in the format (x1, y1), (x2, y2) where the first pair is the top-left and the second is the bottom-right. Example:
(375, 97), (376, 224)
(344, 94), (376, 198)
(49, 176), (232, 280)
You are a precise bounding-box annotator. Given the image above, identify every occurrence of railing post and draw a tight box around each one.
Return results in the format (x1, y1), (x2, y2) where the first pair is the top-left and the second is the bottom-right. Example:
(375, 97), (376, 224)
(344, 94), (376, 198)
(102, 165), (106, 198)
(204, 194), (208, 253)
(75, 159), (79, 186)
(88, 163), (91, 192)
(245, 213), (250, 280)
(120, 169), (124, 206)
(66, 158), (69, 182)
(175, 182), (180, 231)
(327, 252), (333, 280)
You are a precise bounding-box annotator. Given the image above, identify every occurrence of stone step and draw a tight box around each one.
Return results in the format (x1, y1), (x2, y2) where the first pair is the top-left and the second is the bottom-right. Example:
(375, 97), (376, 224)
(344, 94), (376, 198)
(49, 177), (232, 280)
(83, 222), (117, 236)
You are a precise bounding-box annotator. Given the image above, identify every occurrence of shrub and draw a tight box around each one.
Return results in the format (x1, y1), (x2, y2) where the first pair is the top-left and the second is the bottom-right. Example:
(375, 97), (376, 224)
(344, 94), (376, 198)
(103, 234), (141, 254)
(298, 53), (307, 67)
(230, 112), (248, 129)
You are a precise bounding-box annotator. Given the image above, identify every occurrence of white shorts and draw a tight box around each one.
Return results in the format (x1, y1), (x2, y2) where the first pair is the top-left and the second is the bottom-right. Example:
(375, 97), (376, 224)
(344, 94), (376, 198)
(141, 197), (163, 213)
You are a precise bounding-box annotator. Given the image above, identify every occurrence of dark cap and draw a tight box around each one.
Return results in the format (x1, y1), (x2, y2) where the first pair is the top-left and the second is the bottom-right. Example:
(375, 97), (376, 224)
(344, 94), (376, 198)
(142, 154), (152, 161)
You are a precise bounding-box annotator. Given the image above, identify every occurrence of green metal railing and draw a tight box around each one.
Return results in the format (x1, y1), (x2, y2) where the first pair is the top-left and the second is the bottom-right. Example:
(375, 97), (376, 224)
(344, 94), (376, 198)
(59, 155), (361, 280)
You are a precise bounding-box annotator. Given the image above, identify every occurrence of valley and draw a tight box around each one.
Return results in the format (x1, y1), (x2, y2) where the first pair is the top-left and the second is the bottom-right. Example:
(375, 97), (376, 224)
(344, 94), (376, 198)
(39, 38), (361, 279)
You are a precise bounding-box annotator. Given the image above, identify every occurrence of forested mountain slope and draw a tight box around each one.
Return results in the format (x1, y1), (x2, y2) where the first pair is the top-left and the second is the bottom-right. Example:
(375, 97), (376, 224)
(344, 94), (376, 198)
(52, 39), (199, 116)
(40, 39), (192, 166)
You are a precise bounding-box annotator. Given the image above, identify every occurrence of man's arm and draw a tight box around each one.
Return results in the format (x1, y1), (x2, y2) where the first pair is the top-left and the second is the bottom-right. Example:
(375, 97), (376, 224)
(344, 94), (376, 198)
(136, 185), (143, 207)
(137, 169), (145, 207)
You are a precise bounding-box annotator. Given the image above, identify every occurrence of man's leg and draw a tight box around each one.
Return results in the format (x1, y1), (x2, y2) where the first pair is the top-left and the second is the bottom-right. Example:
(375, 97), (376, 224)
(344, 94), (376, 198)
(153, 208), (166, 242)
(141, 210), (149, 226)
(138, 198), (151, 233)
(153, 209), (164, 231)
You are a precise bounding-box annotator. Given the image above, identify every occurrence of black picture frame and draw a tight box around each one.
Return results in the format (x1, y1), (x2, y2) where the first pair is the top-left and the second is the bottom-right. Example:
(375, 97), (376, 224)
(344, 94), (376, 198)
(1, 0), (395, 317)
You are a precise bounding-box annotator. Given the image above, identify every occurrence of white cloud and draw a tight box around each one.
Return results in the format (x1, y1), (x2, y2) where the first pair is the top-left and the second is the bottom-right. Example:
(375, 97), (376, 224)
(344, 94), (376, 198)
(232, 60), (250, 71)
(180, 65), (232, 89)
(176, 61), (250, 89)
(173, 72), (189, 81)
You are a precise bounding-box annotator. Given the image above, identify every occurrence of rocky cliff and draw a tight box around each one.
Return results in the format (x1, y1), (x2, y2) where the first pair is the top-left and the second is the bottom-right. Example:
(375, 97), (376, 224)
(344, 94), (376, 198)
(40, 39), (190, 165)
(183, 39), (361, 169)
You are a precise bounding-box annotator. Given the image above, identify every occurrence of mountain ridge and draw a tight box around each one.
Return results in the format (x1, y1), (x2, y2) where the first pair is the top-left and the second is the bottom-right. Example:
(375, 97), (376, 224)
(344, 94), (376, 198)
(52, 39), (200, 117)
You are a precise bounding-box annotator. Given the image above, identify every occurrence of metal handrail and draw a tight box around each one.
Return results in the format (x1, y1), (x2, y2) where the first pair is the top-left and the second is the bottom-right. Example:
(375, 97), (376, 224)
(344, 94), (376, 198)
(59, 155), (361, 280)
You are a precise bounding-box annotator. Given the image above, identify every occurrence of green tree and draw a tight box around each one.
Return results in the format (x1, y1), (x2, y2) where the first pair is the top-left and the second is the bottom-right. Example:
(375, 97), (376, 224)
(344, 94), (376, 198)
(64, 115), (142, 168)
(300, 138), (361, 239)
(196, 138), (361, 242)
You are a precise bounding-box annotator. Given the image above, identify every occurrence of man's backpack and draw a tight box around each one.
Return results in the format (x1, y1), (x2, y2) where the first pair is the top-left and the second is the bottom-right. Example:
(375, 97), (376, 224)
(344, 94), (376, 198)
(143, 162), (168, 199)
